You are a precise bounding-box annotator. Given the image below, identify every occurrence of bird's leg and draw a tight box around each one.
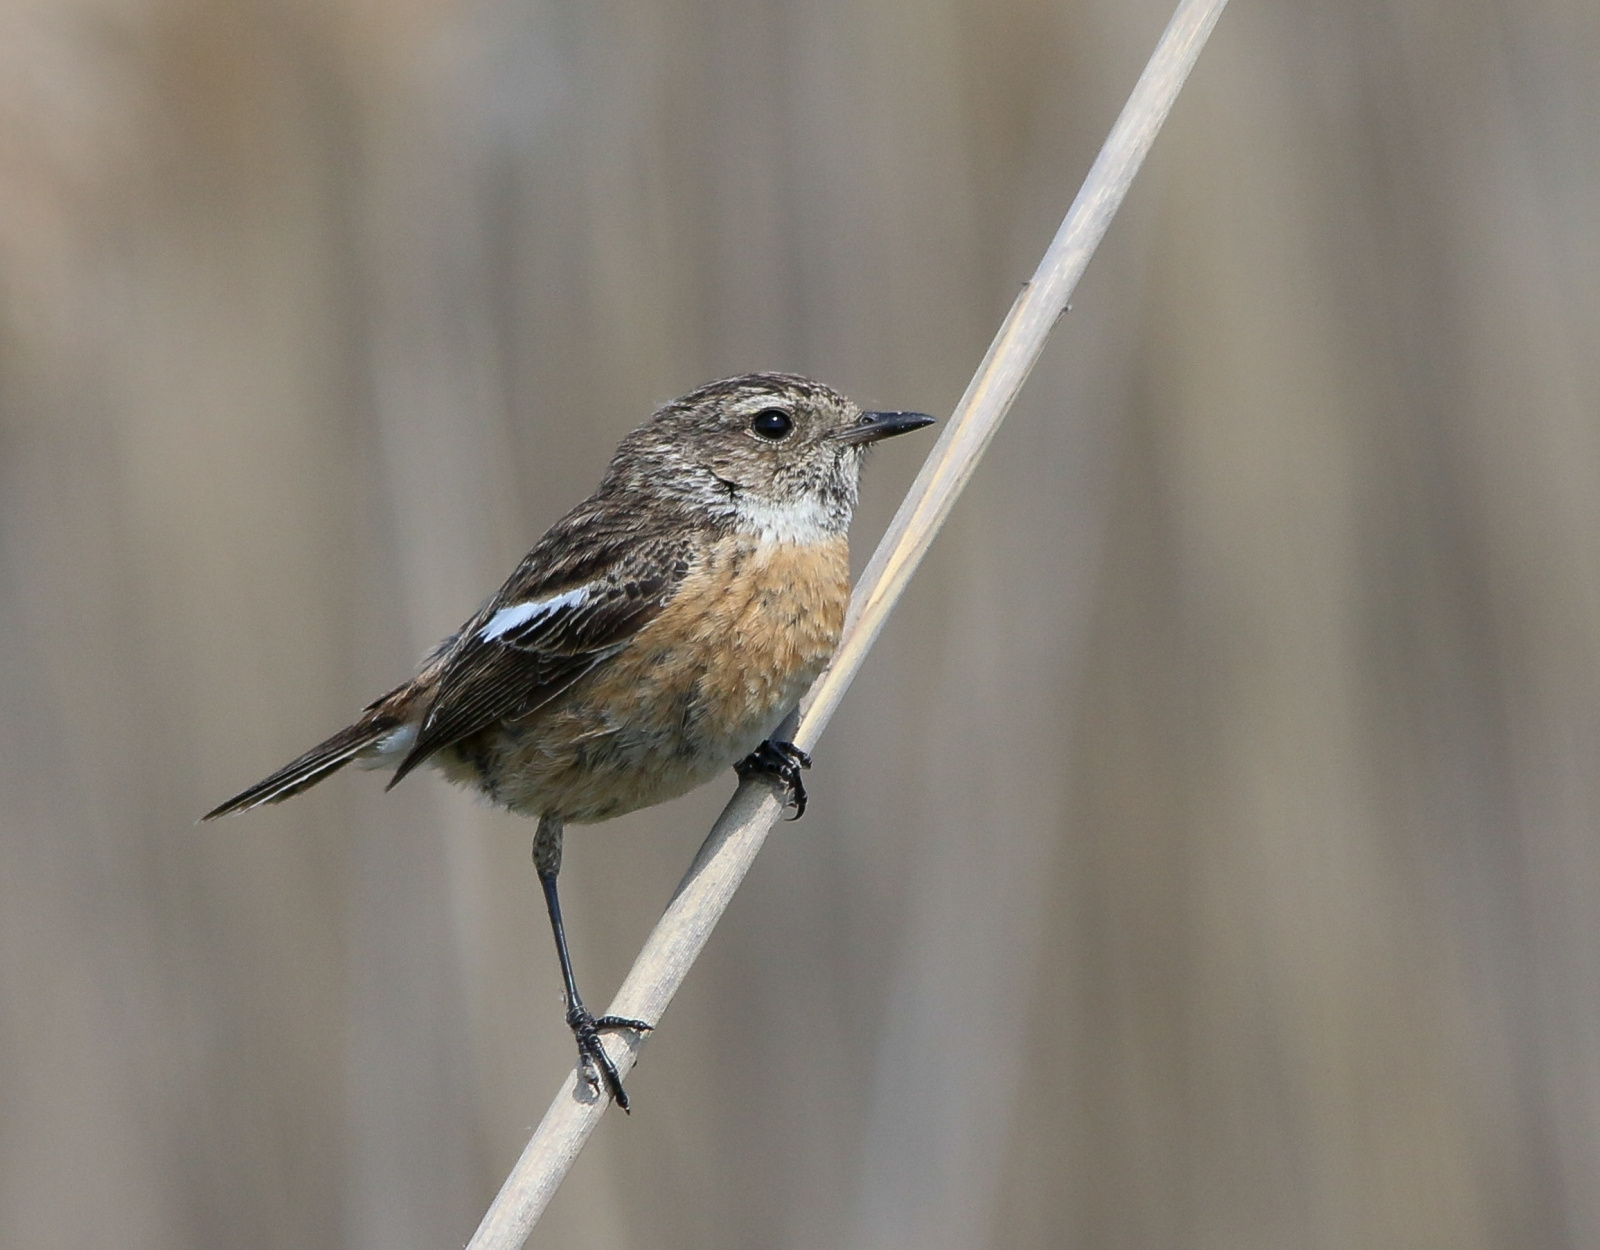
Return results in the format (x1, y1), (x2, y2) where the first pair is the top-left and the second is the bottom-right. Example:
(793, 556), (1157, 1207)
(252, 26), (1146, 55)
(533, 813), (652, 1112)
(735, 740), (812, 819)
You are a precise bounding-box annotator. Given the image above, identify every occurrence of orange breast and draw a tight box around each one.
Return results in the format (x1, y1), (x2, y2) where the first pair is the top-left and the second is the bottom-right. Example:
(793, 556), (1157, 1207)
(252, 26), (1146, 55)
(649, 533), (850, 743)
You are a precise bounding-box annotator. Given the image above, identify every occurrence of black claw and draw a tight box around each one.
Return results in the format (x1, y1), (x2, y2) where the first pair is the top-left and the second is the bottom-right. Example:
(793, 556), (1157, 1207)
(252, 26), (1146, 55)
(736, 739), (812, 819)
(568, 1006), (650, 1112)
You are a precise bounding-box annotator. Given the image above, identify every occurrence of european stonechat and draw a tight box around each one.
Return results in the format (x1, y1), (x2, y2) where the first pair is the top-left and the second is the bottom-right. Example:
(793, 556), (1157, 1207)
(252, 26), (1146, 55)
(204, 373), (933, 1109)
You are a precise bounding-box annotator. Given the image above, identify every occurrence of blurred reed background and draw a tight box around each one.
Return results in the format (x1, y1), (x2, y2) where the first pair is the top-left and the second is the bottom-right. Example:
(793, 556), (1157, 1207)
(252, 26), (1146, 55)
(1, 0), (1597, 1247)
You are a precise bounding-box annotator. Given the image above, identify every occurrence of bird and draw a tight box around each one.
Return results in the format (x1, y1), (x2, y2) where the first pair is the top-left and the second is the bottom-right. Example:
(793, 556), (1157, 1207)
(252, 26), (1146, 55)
(203, 373), (934, 1111)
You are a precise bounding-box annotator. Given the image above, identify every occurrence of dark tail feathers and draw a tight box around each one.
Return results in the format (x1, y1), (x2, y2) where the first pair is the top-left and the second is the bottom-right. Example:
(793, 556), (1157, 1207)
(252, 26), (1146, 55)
(202, 710), (404, 820)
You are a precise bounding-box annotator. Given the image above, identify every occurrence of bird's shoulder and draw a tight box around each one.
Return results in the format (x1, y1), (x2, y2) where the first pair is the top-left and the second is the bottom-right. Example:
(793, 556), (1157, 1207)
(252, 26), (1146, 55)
(473, 491), (702, 653)
(386, 491), (707, 780)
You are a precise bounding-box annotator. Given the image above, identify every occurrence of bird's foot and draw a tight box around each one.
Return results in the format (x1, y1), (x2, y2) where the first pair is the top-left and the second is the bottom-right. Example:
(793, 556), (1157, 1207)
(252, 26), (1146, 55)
(736, 739), (812, 819)
(568, 1004), (652, 1113)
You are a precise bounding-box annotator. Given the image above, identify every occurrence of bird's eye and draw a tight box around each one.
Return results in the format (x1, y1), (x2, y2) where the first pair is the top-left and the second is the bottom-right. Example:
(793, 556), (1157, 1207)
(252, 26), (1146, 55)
(749, 408), (794, 440)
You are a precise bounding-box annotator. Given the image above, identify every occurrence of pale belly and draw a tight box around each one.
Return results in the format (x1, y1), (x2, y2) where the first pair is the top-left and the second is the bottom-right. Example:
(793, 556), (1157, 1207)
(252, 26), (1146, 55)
(435, 533), (849, 822)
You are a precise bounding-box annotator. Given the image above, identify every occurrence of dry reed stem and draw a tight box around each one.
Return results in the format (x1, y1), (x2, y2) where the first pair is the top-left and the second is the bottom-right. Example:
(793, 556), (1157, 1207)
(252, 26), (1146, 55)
(466, 1), (1231, 1243)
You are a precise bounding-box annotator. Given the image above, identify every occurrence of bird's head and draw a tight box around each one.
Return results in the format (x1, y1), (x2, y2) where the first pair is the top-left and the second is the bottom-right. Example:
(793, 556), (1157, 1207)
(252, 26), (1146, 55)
(607, 373), (934, 541)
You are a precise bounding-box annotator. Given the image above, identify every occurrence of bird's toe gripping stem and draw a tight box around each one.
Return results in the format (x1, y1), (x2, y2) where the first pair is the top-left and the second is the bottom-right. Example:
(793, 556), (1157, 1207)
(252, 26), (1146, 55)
(736, 739), (813, 819)
(568, 1004), (653, 1112)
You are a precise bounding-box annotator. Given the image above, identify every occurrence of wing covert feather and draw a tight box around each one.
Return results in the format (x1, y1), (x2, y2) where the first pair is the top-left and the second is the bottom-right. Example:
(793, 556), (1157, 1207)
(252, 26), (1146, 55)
(389, 518), (695, 783)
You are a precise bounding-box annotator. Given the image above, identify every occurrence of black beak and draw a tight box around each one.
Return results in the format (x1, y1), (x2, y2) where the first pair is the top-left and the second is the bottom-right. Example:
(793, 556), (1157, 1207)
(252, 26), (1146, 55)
(833, 410), (937, 446)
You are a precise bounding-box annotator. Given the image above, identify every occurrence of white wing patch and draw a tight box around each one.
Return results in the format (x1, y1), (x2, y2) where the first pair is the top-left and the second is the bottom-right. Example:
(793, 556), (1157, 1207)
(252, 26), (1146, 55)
(479, 586), (592, 642)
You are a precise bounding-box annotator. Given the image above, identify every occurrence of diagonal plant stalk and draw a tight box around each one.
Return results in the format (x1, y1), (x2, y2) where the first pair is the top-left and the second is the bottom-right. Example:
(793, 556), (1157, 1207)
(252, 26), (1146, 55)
(466, 0), (1231, 1243)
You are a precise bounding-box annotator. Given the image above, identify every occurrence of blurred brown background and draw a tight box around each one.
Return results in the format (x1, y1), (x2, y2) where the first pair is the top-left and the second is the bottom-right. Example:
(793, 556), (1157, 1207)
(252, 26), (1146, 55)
(1, 0), (1597, 1246)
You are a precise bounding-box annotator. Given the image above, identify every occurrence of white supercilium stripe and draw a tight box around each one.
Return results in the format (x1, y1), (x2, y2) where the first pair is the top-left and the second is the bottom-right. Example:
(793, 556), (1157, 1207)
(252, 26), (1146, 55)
(479, 586), (591, 642)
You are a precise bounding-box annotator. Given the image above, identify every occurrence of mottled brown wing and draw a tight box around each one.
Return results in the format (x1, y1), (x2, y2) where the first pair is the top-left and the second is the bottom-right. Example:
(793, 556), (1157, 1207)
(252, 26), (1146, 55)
(388, 523), (694, 785)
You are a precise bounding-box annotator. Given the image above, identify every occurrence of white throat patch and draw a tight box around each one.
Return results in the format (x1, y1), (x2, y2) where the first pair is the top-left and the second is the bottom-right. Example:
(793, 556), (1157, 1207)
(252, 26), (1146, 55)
(732, 492), (838, 545)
